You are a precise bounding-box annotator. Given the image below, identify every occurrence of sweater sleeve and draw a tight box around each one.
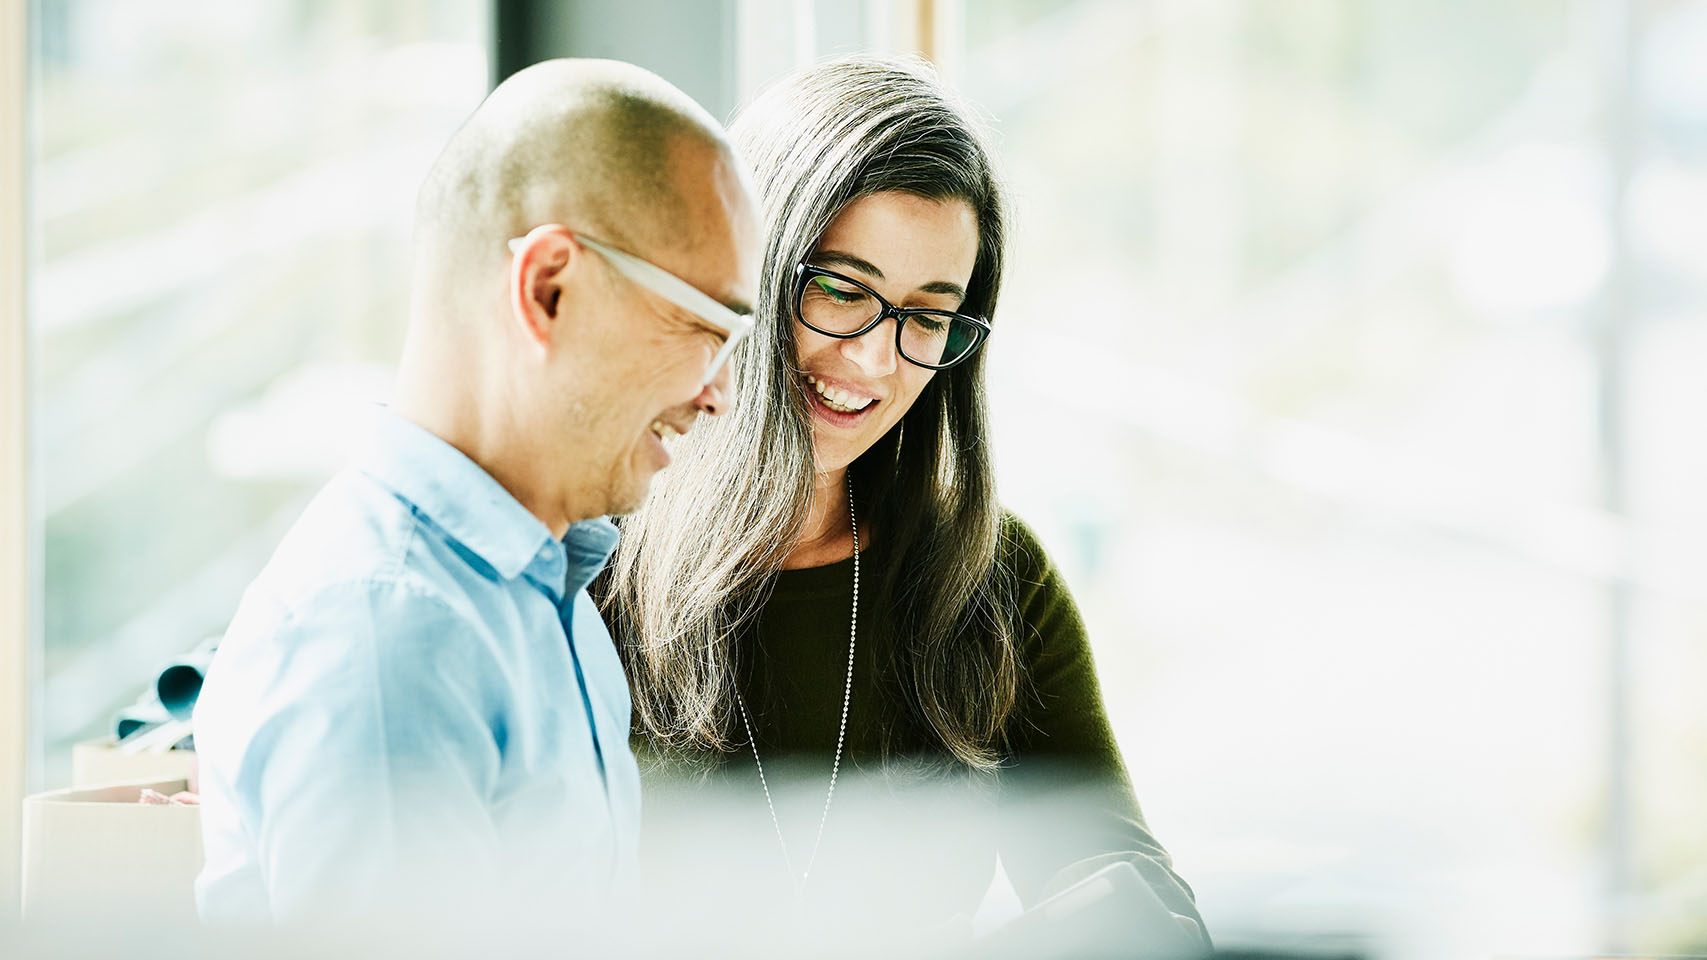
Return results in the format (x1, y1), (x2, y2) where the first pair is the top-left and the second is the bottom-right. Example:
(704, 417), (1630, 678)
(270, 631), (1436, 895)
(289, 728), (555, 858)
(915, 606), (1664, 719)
(994, 512), (1207, 937)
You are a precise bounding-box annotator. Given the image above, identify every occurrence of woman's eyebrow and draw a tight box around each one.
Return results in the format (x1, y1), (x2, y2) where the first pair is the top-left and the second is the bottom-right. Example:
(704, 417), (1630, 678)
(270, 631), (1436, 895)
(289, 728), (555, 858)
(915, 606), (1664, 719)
(815, 250), (967, 301)
(813, 250), (885, 278)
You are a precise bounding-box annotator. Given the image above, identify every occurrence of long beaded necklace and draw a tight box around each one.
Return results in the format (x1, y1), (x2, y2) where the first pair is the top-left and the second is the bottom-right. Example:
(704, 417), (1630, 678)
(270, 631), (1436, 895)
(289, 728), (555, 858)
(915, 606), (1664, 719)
(735, 477), (859, 883)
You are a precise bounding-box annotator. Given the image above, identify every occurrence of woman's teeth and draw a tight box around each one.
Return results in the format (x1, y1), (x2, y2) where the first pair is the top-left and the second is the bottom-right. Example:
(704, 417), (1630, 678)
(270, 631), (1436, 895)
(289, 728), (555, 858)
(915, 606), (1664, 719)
(804, 374), (874, 413)
(650, 420), (682, 441)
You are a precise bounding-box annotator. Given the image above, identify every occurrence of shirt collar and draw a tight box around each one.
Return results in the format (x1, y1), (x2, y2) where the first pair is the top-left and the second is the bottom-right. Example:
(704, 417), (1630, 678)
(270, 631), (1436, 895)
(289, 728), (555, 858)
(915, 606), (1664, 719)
(563, 516), (620, 598)
(354, 406), (559, 582)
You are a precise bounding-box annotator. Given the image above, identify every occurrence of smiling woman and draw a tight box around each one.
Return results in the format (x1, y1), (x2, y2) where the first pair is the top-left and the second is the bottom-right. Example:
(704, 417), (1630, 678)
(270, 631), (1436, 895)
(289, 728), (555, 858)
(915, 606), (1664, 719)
(600, 54), (1207, 945)
(790, 190), (983, 488)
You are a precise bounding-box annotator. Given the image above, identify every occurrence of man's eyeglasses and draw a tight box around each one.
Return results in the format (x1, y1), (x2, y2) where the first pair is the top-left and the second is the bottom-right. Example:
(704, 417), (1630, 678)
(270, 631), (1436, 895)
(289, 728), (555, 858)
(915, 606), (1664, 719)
(507, 228), (754, 385)
(793, 263), (990, 370)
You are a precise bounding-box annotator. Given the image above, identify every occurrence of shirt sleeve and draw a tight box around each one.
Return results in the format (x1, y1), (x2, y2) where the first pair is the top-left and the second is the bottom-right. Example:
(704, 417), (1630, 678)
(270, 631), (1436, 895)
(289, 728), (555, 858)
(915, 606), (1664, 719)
(230, 577), (506, 923)
(994, 514), (1208, 940)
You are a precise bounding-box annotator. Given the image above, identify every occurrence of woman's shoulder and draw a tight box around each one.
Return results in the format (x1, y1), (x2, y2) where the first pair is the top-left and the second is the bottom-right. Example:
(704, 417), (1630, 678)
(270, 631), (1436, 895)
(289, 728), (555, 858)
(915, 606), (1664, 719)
(992, 509), (1095, 686)
(993, 509), (1085, 645)
(995, 508), (1056, 586)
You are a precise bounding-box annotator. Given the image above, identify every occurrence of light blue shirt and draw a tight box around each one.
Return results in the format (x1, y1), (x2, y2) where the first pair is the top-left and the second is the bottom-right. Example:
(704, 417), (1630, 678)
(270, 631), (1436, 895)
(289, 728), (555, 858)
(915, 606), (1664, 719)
(193, 408), (641, 924)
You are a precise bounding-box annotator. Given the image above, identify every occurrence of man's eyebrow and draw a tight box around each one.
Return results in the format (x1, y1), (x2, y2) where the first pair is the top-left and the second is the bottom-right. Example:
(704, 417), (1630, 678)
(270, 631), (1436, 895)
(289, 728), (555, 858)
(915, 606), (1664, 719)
(658, 297), (744, 338)
(679, 298), (749, 341)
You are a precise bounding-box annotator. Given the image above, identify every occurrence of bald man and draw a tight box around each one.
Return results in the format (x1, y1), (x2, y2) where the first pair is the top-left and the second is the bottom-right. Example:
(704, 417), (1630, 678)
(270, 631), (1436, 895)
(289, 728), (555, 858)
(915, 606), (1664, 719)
(192, 60), (759, 926)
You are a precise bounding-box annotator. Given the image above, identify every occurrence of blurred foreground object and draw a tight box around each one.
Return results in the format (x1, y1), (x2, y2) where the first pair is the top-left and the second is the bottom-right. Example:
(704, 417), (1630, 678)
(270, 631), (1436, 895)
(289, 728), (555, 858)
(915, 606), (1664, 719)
(976, 861), (1209, 959)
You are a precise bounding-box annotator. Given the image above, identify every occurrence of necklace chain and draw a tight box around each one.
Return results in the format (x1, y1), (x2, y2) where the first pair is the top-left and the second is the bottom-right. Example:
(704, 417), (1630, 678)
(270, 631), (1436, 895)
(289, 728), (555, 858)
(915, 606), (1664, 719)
(736, 476), (859, 882)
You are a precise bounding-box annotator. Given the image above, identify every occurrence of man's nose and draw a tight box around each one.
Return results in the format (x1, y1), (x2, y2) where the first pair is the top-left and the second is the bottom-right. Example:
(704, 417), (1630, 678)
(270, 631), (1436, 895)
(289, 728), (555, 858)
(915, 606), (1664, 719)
(693, 355), (735, 417)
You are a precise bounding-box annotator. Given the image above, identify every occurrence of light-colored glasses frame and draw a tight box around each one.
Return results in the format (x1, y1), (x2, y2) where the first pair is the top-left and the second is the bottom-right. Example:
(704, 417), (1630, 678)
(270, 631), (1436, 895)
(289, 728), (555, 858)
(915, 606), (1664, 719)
(507, 227), (753, 385)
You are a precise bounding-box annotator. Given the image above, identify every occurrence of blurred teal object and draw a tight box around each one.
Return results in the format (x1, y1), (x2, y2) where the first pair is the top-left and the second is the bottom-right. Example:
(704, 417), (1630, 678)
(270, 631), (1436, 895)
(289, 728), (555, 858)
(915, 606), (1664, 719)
(111, 636), (220, 738)
(156, 637), (220, 721)
(113, 691), (170, 741)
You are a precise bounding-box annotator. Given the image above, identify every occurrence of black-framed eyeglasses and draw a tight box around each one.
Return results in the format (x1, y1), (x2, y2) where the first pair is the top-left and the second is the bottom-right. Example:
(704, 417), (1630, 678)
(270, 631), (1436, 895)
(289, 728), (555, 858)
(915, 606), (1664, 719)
(792, 263), (991, 370)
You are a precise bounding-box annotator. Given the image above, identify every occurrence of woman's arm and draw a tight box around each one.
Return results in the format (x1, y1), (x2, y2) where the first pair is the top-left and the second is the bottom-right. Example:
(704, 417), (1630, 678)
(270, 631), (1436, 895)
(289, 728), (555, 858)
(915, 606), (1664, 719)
(994, 513), (1207, 938)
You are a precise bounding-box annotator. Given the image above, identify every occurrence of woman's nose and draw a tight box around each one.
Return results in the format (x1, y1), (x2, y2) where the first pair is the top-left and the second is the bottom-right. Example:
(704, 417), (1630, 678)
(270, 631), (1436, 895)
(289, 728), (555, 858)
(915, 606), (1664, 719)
(840, 316), (899, 377)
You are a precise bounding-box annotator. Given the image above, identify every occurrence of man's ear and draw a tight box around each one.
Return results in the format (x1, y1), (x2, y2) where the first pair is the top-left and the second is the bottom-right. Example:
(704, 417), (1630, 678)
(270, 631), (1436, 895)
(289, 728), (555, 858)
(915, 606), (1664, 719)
(509, 224), (577, 349)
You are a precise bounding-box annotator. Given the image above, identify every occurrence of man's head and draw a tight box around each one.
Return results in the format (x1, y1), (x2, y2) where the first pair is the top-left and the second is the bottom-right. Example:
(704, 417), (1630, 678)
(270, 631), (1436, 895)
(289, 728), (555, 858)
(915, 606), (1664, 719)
(400, 59), (760, 530)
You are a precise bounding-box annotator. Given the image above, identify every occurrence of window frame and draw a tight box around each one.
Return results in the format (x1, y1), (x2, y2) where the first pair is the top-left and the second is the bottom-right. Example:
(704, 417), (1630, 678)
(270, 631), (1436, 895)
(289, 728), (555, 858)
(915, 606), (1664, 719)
(2, 0), (33, 920)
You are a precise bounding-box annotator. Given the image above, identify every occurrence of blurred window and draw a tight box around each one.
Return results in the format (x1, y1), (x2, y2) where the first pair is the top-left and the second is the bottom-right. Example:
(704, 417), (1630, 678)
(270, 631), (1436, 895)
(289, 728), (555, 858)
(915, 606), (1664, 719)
(30, 0), (491, 785)
(949, 1), (1707, 954)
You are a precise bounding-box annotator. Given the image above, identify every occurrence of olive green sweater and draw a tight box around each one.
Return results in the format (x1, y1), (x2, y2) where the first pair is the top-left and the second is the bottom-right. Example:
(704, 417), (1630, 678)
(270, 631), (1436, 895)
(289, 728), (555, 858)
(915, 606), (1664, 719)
(630, 514), (1203, 934)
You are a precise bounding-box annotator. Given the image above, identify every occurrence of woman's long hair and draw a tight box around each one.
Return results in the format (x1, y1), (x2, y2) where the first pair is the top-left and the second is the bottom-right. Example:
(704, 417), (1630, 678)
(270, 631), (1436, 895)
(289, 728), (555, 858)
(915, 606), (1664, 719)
(606, 55), (1019, 770)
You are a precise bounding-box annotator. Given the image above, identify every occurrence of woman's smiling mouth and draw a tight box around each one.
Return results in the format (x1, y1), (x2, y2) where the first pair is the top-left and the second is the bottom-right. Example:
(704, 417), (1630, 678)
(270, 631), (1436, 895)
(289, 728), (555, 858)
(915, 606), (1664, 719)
(804, 373), (877, 413)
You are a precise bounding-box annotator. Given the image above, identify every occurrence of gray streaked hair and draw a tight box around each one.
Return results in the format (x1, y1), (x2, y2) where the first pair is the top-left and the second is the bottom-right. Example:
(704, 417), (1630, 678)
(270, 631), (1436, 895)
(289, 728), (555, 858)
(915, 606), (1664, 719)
(604, 54), (1019, 769)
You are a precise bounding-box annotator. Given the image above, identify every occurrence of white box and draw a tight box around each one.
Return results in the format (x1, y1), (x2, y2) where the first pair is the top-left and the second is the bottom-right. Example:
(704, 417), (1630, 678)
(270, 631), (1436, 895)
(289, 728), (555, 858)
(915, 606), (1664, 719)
(21, 777), (204, 924)
(71, 736), (197, 789)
